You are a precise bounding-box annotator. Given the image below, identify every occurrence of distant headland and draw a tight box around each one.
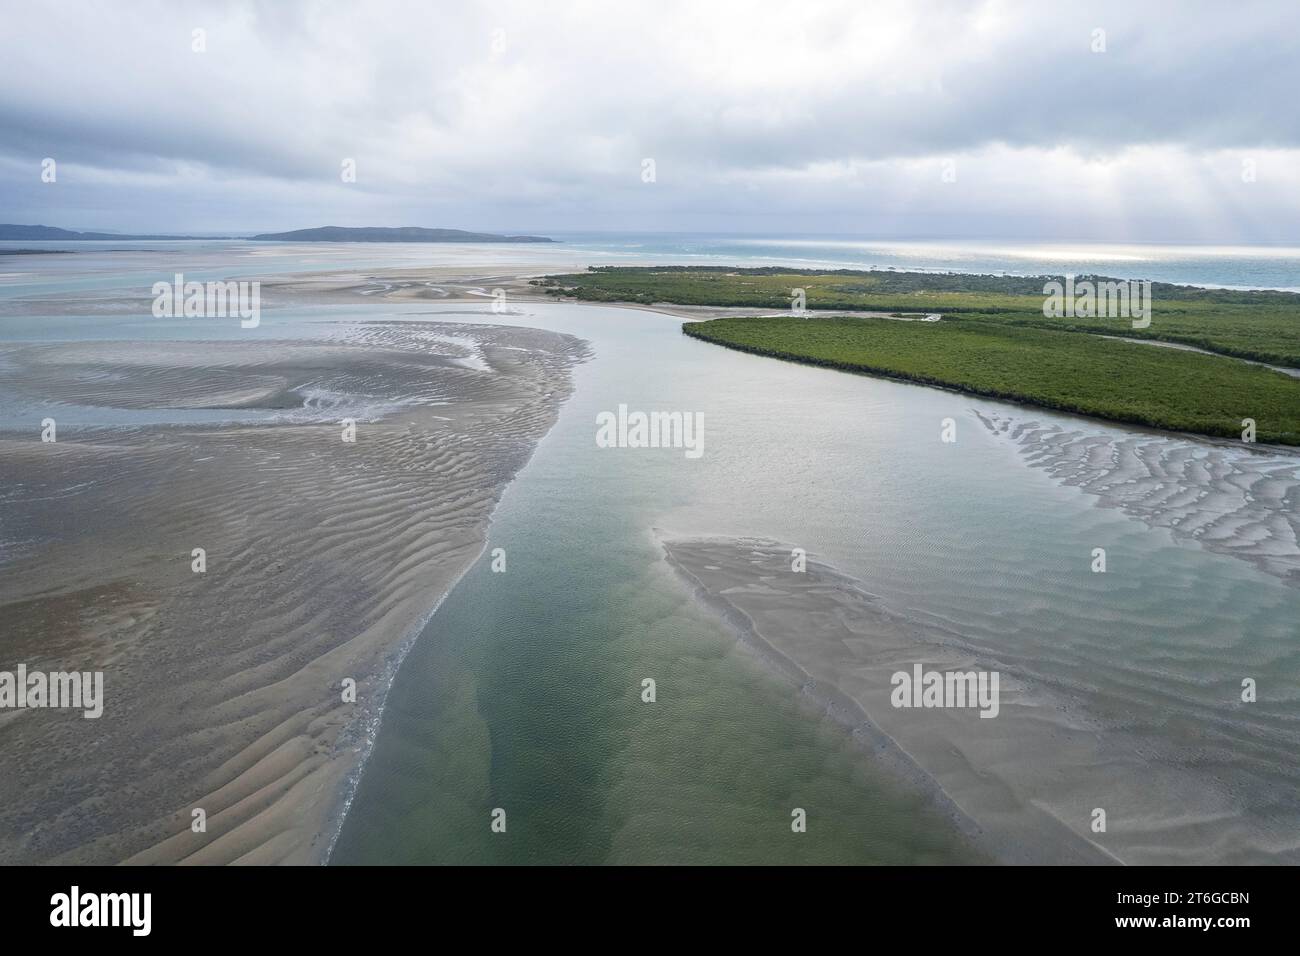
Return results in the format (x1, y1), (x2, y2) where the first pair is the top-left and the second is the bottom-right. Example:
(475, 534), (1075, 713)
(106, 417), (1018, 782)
(0, 224), (225, 241)
(248, 226), (555, 243)
(0, 224), (556, 243)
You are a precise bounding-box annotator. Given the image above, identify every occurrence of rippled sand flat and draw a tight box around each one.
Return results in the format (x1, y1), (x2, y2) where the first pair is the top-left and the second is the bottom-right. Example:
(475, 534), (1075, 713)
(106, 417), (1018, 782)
(663, 535), (1300, 865)
(976, 411), (1300, 587)
(0, 321), (587, 864)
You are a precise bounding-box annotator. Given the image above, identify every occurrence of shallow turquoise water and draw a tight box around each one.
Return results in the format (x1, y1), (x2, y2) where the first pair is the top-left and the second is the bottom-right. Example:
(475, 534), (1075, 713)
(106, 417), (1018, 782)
(330, 303), (988, 864)
(331, 301), (1300, 865)
(5, 244), (1298, 864)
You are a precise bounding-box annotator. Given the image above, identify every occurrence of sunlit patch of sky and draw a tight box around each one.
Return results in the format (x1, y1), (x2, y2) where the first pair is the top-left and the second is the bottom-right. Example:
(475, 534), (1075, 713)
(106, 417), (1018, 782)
(2, 0), (1299, 241)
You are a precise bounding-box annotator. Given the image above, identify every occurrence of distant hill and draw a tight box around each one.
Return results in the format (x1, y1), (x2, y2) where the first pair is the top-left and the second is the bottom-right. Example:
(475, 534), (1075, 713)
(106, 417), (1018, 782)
(247, 226), (555, 243)
(0, 224), (555, 244)
(0, 224), (222, 241)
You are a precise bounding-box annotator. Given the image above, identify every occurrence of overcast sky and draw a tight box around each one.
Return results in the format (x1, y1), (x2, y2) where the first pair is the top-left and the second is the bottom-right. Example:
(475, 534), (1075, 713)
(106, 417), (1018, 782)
(2, 0), (1299, 240)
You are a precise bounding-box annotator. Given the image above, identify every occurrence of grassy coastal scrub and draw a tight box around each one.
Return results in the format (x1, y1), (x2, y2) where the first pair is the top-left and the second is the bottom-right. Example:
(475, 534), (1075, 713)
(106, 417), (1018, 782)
(683, 316), (1300, 443)
(538, 267), (1300, 443)
(537, 266), (1300, 366)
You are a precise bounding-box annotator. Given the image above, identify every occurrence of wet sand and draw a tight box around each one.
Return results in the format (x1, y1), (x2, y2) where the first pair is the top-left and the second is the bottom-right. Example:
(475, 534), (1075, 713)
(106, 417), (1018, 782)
(0, 320), (587, 864)
(975, 411), (1300, 587)
(7, 260), (1297, 866)
(661, 534), (1117, 865)
(662, 530), (1300, 865)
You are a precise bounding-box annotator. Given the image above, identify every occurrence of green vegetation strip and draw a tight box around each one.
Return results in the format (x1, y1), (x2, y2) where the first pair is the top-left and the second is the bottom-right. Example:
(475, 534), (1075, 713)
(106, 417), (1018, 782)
(682, 315), (1300, 445)
(536, 266), (1300, 366)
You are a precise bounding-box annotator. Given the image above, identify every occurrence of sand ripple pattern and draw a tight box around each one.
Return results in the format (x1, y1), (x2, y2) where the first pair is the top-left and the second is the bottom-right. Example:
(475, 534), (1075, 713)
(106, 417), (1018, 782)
(976, 411), (1300, 587)
(0, 321), (588, 865)
(665, 535), (1300, 864)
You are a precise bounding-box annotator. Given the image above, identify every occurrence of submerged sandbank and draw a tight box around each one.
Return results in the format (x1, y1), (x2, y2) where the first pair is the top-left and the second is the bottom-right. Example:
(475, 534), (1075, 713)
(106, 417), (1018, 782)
(661, 534), (1114, 865)
(662, 533), (1300, 865)
(975, 411), (1300, 588)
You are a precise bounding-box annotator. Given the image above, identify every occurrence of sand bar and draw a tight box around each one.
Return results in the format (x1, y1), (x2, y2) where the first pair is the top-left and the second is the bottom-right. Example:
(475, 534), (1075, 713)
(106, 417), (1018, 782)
(662, 534), (1300, 865)
(0, 319), (587, 864)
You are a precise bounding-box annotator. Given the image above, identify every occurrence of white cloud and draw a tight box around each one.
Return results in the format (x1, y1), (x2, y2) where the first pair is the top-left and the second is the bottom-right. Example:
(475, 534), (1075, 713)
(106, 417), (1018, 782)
(2, 0), (1298, 238)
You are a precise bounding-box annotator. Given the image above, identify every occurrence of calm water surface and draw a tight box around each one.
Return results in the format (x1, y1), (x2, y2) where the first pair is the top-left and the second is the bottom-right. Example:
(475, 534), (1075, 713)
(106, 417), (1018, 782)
(4, 243), (1296, 863)
(332, 300), (1300, 864)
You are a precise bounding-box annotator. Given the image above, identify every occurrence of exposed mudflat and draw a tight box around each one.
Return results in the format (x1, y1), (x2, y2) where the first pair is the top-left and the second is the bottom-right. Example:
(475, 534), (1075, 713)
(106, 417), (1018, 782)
(0, 321), (587, 864)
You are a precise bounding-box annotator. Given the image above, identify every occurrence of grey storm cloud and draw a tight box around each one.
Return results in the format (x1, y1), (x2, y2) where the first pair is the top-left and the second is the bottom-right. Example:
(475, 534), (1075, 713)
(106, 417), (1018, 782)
(2, 0), (1299, 237)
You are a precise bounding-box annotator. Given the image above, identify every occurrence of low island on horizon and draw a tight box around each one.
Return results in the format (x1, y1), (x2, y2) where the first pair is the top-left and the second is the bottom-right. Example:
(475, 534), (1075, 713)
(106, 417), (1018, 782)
(0, 223), (556, 243)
